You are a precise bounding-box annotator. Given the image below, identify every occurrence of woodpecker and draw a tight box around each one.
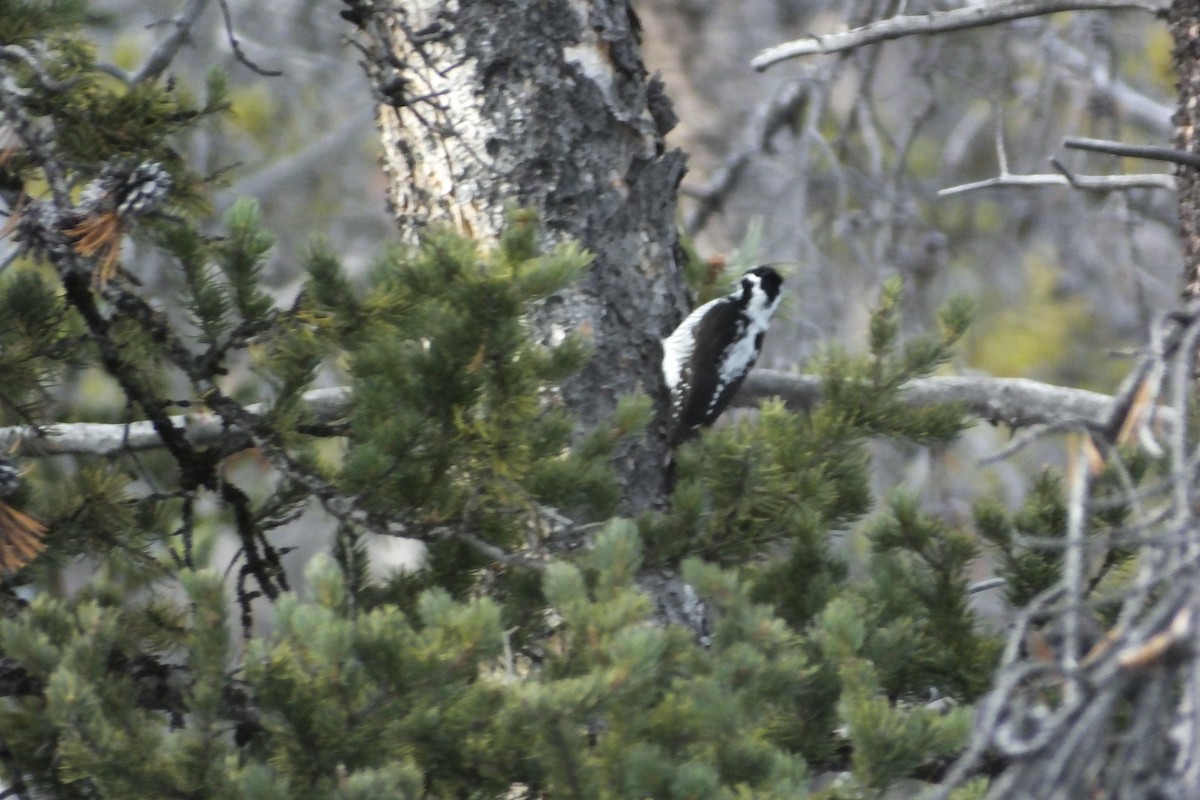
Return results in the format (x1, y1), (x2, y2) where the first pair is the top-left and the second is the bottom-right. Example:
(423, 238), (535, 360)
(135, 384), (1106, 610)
(662, 265), (783, 443)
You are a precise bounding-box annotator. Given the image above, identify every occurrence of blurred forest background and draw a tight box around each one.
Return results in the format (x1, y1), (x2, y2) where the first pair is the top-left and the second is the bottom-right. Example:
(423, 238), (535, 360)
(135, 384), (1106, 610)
(80, 0), (1178, 570)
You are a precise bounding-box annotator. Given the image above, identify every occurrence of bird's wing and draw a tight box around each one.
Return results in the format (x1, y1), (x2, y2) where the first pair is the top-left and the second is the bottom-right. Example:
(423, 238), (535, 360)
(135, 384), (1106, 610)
(662, 296), (722, 393)
(677, 301), (744, 429)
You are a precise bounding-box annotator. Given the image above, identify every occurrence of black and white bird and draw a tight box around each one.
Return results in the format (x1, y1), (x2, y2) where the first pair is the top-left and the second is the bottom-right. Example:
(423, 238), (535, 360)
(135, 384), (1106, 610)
(662, 265), (783, 443)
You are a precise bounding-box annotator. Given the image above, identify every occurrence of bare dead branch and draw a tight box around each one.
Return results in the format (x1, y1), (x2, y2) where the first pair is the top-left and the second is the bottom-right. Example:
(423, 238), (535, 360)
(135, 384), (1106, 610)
(1062, 439), (1093, 672)
(0, 45), (76, 93)
(1064, 136), (1200, 168)
(1, 371), (1170, 458)
(739, 370), (1176, 432)
(969, 577), (1009, 595)
(0, 387), (350, 457)
(939, 167), (1174, 196)
(215, 0), (281, 77)
(1165, 313), (1200, 541)
(131, 0), (212, 84)
(93, 62), (133, 84)
(431, 527), (548, 572)
(752, 0), (1168, 71)
(930, 308), (1200, 797)
(682, 80), (809, 236)
(1041, 36), (1172, 136)
(939, 117), (1174, 195)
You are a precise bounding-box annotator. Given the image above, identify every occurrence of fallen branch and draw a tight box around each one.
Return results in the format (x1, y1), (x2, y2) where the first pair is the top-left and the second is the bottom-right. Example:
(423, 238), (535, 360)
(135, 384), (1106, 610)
(752, 0), (1167, 71)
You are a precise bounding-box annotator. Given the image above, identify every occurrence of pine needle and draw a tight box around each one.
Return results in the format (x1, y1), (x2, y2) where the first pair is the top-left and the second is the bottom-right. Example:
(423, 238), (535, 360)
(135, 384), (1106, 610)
(66, 210), (124, 287)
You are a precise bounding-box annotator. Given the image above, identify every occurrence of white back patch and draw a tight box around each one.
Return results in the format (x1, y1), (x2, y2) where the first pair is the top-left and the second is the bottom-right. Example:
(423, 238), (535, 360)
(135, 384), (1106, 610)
(662, 296), (722, 392)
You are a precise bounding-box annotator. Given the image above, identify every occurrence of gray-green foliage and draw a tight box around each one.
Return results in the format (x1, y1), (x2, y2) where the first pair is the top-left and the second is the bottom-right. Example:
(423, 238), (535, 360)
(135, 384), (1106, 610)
(333, 220), (606, 524)
(975, 451), (1150, 610)
(1, 530), (814, 799)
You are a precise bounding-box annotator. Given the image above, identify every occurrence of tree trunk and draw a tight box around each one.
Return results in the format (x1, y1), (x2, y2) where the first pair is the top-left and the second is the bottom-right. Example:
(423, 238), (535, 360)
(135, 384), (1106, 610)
(1172, 0), (1200, 300)
(1169, 4), (1200, 793)
(357, 0), (690, 512)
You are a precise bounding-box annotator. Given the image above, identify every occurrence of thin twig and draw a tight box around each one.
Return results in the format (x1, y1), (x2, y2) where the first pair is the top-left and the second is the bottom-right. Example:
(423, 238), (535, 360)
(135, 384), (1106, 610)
(752, 0), (1167, 71)
(940, 168), (1174, 196)
(1064, 136), (1200, 168)
(977, 420), (1084, 465)
(1062, 437), (1093, 675)
(937, 310), (1200, 796)
(1042, 35), (1172, 136)
(1168, 315), (1200, 557)
(215, 0), (282, 77)
(0, 45), (76, 93)
(682, 80), (809, 236)
(430, 527), (548, 572)
(940, 117), (1174, 194)
(995, 115), (1010, 176)
(93, 63), (133, 84)
(132, 0), (213, 84)
(968, 577), (1008, 595)
(1050, 156), (1174, 192)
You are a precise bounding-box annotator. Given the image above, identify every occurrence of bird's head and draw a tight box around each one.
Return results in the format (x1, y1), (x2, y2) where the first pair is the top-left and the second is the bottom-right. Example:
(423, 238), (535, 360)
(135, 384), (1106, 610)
(735, 265), (783, 318)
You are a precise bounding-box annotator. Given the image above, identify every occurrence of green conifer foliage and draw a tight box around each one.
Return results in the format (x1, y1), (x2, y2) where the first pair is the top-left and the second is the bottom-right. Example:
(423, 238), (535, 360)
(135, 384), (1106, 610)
(975, 450), (1149, 610)
(333, 224), (599, 524)
(865, 495), (1001, 699)
(0, 271), (81, 417)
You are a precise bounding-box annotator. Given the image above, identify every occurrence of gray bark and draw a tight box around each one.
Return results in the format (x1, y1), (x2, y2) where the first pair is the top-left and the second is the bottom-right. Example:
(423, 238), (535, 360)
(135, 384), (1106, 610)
(356, 0), (691, 511)
(1173, 0), (1200, 300)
